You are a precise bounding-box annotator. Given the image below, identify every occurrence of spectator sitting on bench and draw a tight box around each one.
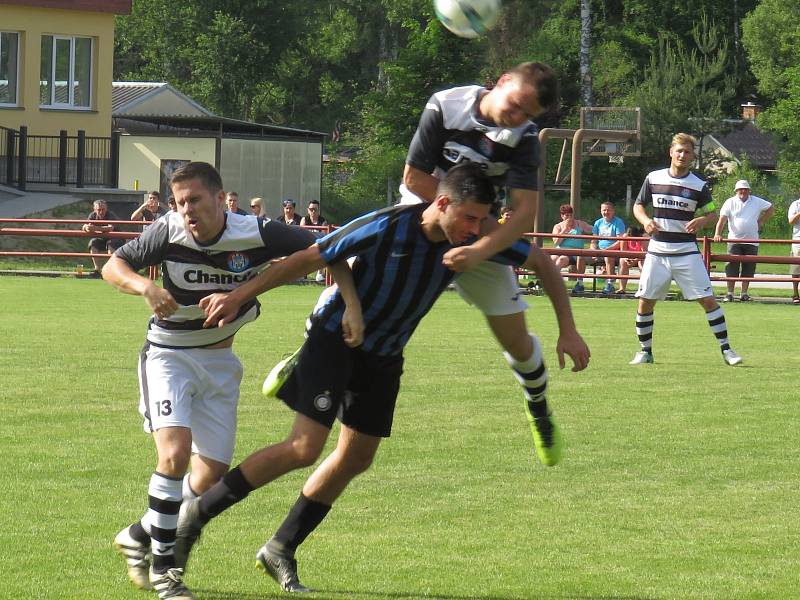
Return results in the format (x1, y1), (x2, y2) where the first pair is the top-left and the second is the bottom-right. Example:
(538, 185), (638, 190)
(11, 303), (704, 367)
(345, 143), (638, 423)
(551, 204), (593, 295)
(82, 200), (124, 277)
(590, 201), (626, 294)
(617, 226), (648, 294)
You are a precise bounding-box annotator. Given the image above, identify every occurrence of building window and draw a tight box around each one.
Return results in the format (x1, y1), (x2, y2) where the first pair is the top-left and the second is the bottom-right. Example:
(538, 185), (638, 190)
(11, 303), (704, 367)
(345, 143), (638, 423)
(40, 35), (92, 108)
(0, 32), (19, 105)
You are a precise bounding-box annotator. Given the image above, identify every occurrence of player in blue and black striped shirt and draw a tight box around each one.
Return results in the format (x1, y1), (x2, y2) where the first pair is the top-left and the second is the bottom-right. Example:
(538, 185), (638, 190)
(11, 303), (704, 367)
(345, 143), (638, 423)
(175, 164), (590, 591)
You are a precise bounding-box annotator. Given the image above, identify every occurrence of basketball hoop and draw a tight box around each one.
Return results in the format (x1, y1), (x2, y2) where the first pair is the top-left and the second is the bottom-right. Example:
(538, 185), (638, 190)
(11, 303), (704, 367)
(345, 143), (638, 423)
(607, 142), (625, 164)
(608, 153), (624, 165)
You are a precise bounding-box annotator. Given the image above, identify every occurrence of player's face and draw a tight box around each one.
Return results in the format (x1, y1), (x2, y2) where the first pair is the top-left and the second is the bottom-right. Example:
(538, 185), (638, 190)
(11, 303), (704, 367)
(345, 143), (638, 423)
(489, 74), (543, 127)
(669, 142), (695, 171)
(440, 199), (490, 244)
(172, 178), (225, 243)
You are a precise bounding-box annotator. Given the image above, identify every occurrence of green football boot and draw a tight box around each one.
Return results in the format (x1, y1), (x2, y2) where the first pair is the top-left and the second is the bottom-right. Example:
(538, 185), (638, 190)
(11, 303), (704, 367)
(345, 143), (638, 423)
(262, 347), (301, 398)
(526, 406), (563, 467)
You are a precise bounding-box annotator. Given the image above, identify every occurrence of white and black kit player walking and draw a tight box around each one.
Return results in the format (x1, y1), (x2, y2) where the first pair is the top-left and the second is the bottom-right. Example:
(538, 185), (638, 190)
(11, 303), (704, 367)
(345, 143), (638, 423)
(102, 162), (318, 600)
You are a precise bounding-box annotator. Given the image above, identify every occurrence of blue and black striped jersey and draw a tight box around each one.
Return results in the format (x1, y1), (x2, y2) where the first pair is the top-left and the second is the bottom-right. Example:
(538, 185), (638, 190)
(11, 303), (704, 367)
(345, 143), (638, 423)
(313, 203), (530, 356)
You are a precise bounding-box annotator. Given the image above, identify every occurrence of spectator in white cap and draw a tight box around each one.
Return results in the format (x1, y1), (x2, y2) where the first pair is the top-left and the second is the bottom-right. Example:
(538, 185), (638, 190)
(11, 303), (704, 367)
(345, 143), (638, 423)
(714, 179), (774, 302)
(787, 195), (800, 304)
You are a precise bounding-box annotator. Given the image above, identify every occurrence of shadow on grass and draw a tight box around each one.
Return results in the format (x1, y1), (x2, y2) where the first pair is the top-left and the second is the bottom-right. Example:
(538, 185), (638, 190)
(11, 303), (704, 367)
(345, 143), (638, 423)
(195, 587), (658, 600)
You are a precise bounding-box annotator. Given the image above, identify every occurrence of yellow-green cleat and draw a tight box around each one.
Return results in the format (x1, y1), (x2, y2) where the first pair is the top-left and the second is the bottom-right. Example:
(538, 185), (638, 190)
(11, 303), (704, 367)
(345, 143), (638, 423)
(526, 409), (563, 467)
(262, 348), (301, 399)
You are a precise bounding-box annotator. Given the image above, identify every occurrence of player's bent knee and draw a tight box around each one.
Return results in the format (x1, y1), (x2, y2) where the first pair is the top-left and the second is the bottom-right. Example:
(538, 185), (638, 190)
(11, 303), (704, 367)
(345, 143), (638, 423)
(288, 436), (326, 468)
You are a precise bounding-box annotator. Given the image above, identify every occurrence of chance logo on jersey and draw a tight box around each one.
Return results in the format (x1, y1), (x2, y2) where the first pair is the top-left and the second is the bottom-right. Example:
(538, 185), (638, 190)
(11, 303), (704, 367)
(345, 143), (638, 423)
(227, 252), (251, 272)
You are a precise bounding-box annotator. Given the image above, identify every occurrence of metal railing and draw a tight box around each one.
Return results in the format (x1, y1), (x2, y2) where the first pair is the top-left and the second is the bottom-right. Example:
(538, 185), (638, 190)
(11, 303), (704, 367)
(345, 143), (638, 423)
(0, 126), (119, 190)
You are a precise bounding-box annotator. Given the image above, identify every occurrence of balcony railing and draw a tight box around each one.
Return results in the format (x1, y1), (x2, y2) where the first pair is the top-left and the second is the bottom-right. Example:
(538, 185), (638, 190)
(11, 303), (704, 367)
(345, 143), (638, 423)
(0, 125), (119, 190)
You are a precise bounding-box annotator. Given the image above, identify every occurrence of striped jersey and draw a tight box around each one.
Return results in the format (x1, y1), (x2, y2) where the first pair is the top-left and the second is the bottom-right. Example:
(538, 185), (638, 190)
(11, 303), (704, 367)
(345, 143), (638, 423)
(406, 85), (540, 191)
(115, 211), (315, 348)
(312, 203), (531, 356)
(635, 168), (716, 255)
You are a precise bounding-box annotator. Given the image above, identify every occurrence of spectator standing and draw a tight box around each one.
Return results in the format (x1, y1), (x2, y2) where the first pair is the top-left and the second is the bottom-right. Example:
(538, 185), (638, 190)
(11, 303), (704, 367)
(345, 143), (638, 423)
(617, 226), (648, 294)
(713, 180), (774, 302)
(277, 199), (302, 225)
(225, 191), (248, 215)
(82, 200), (124, 277)
(551, 204), (593, 294)
(131, 191), (167, 226)
(249, 197), (263, 216)
(590, 201), (626, 294)
(788, 197), (800, 304)
(498, 205), (513, 224)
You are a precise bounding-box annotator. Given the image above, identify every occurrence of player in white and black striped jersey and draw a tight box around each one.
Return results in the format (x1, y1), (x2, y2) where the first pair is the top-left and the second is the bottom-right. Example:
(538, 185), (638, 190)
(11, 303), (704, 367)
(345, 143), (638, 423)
(630, 133), (743, 366)
(103, 162), (317, 599)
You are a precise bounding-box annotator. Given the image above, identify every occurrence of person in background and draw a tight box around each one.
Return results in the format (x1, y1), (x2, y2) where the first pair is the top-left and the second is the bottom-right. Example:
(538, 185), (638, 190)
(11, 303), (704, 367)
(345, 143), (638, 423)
(277, 199), (302, 225)
(249, 197), (263, 217)
(83, 199), (125, 277)
(713, 179), (774, 302)
(629, 132), (742, 367)
(788, 196), (800, 305)
(300, 199), (329, 282)
(498, 205), (513, 224)
(590, 201), (626, 295)
(551, 204), (593, 295)
(225, 191), (248, 216)
(167, 196), (177, 213)
(616, 226), (647, 294)
(131, 191), (167, 226)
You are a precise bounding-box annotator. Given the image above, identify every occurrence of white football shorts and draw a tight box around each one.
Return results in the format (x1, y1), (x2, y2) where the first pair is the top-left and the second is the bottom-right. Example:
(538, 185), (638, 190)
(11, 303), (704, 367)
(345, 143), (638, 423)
(138, 344), (243, 465)
(636, 252), (714, 301)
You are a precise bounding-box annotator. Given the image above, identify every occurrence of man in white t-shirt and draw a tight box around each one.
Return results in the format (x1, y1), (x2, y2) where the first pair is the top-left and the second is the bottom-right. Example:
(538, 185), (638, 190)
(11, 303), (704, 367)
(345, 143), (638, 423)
(788, 197), (800, 303)
(713, 179), (774, 302)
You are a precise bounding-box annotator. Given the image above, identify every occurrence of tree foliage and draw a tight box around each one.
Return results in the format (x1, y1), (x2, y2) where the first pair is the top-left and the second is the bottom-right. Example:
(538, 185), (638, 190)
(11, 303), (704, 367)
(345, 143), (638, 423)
(114, 0), (794, 224)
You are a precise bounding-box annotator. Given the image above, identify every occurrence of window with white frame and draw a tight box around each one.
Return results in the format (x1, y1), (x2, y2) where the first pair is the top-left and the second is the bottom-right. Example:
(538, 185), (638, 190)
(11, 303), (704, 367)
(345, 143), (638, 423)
(0, 32), (19, 105)
(40, 35), (93, 108)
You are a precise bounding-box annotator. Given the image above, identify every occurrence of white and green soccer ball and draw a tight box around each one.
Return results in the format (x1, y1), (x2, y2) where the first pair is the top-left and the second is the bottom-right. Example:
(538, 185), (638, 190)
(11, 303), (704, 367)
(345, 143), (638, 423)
(433, 0), (502, 39)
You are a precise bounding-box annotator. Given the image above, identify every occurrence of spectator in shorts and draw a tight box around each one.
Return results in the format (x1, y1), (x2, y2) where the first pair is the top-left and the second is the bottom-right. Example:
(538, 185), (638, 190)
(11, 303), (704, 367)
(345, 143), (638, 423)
(300, 200), (329, 281)
(82, 200), (124, 277)
(590, 201), (626, 294)
(713, 179), (774, 302)
(788, 196), (800, 304)
(617, 226), (648, 294)
(551, 204), (592, 294)
(249, 197), (263, 217)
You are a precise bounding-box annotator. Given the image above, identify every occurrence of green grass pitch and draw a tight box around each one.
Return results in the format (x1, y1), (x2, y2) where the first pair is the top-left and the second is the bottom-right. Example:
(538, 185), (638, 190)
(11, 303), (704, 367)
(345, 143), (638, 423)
(0, 277), (797, 599)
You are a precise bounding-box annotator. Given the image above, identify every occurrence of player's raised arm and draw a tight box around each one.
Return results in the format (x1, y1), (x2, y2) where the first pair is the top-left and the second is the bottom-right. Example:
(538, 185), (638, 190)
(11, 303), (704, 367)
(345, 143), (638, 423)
(521, 244), (590, 372)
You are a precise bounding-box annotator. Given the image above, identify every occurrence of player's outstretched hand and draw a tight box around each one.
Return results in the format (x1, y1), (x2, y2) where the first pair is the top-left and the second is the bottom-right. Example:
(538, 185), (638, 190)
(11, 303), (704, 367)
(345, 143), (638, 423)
(341, 304), (364, 348)
(143, 283), (178, 320)
(442, 246), (483, 272)
(556, 330), (591, 372)
(199, 292), (241, 328)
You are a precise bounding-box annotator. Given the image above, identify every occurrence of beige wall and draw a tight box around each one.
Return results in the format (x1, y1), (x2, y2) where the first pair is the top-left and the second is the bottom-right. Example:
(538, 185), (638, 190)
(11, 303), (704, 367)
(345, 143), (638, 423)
(220, 138), (322, 219)
(118, 135), (217, 192)
(0, 5), (114, 136)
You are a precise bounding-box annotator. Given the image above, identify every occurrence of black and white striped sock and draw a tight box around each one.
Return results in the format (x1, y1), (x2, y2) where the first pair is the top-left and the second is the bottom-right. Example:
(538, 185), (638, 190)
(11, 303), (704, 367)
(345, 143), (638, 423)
(141, 471), (182, 573)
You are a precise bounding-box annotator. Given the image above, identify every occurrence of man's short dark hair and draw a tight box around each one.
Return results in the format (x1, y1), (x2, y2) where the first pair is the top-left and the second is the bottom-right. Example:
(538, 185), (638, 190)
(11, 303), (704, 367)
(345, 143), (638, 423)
(308, 199), (320, 206)
(148, 190), (160, 198)
(437, 163), (495, 206)
(511, 61), (559, 113)
(170, 162), (223, 194)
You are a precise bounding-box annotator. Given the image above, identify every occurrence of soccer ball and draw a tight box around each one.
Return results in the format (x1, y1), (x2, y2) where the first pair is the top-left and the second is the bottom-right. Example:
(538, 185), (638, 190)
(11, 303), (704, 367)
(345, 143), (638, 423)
(434, 0), (502, 39)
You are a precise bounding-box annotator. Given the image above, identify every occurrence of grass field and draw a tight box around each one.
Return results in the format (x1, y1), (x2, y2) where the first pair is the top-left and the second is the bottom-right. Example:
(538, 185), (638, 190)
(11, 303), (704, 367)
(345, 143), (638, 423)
(1, 278), (797, 600)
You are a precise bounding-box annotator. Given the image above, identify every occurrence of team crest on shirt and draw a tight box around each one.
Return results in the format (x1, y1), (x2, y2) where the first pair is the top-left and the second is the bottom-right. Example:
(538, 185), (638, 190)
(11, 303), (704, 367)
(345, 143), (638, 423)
(681, 188), (693, 198)
(314, 392), (333, 412)
(227, 252), (250, 272)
